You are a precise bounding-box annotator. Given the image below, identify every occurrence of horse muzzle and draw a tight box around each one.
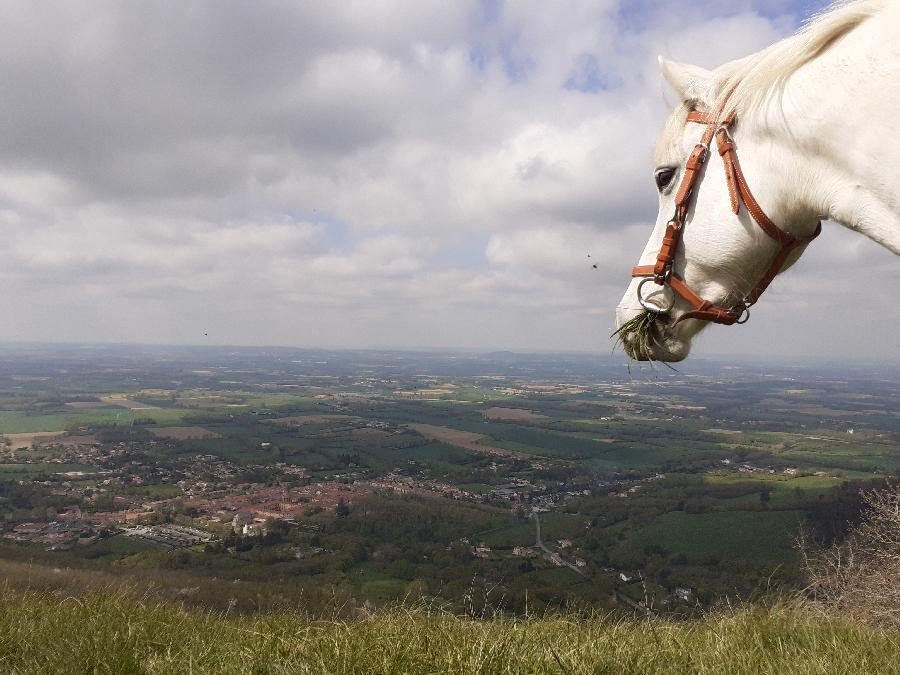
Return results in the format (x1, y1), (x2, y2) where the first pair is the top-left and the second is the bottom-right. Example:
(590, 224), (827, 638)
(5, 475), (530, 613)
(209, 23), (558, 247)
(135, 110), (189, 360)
(614, 304), (691, 363)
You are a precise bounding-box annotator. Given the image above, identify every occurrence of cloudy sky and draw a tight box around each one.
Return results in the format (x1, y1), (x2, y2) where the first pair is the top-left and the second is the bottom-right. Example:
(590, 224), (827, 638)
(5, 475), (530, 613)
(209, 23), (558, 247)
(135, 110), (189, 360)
(1, 0), (897, 359)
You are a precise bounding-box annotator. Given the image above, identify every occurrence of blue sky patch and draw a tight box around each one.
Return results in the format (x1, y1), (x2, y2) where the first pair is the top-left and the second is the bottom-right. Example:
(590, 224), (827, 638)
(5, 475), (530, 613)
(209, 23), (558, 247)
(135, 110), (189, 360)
(296, 212), (354, 250)
(469, 44), (491, 71)
(615, 0), (833, 34)
(564, 53), (620, 93)
(477, 0), (503, 25)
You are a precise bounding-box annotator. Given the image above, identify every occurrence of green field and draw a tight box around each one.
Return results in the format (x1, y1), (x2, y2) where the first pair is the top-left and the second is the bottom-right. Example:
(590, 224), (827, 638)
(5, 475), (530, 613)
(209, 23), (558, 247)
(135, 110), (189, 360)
(349, 565), (410, 601)
(478, 513), (583, 549)
(0, 408), (190, 434)
(124, 484), (184, 499)
(616, 510), (805, 566)
(0, 393), (327, 434)
(80, 535), (158, 561)
(702, 473), (852, 509)
(477, 522), (536, 548)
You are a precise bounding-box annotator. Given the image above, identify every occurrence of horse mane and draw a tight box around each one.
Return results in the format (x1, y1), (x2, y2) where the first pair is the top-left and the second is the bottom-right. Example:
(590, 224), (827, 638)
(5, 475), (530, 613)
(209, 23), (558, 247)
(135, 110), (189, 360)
(713, 0), (887, 117)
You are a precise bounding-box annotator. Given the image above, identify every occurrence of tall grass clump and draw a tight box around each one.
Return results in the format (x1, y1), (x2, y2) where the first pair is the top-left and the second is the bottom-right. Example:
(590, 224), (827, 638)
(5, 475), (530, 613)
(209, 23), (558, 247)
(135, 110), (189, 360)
(612, 310), (678, 371)
(612, 309), (657, 360)
(0, 589), (898, 674)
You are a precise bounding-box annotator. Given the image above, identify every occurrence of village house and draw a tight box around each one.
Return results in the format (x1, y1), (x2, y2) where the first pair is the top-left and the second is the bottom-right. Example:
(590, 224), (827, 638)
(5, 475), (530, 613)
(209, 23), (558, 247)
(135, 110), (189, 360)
(243, 522), (267, 537)
(231, 512), (253, 533)
(473, 543), (492, 558)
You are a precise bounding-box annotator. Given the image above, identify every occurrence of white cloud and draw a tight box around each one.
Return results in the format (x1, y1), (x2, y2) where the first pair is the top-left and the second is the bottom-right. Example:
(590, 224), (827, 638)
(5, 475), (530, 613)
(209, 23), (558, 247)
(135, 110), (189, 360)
(0, 0), (884, 359)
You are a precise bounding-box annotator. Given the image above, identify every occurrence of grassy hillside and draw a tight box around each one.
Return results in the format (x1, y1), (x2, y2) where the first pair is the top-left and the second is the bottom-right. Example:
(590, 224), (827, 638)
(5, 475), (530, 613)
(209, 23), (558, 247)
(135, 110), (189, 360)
(1, 590), (897, 674)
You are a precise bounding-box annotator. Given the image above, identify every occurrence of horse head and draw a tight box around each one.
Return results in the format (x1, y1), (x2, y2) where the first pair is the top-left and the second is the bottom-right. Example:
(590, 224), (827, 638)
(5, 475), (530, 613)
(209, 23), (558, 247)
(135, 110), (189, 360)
(615, 57), (823, 362)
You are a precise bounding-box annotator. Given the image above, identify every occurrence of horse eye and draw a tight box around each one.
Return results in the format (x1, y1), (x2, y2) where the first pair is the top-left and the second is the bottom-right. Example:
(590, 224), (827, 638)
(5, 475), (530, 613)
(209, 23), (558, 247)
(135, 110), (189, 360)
(655, 167), (676, 191)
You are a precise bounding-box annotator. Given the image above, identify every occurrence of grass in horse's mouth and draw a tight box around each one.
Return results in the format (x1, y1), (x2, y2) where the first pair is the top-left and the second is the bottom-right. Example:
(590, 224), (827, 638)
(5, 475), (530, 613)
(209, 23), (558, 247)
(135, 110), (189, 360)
(611, 310), (676, 370)
(611, 310), (656, 360)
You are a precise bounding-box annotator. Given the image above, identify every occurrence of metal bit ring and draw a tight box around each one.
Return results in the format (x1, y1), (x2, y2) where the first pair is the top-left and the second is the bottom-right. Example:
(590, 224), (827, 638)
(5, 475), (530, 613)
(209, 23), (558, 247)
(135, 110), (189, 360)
(637, 277), (675, 314)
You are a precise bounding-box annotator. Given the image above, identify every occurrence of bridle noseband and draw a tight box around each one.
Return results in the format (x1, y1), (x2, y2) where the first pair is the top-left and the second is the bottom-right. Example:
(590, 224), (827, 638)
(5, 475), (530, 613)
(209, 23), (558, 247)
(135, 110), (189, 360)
(631, 104), (821, 326)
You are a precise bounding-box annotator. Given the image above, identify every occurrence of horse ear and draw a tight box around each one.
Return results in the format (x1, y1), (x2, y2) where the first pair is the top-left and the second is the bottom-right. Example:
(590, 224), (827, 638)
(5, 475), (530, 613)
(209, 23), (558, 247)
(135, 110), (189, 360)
(658, 56), (713, 102)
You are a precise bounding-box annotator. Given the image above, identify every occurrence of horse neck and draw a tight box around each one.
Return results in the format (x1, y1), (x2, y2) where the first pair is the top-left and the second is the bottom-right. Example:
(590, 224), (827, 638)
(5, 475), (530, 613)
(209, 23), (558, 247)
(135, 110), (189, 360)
(777, 4), (900, 254)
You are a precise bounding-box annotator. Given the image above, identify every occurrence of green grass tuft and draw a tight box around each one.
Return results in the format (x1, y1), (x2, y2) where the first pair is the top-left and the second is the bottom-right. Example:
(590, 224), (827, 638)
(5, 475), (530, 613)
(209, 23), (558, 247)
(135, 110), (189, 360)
(612, 310), (670, 366)
(0, 589), (898, 674)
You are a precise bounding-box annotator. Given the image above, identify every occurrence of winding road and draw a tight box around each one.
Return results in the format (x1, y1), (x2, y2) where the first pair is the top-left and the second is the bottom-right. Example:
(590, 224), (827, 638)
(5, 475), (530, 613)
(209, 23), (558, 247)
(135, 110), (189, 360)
(533, 512), (584, 576)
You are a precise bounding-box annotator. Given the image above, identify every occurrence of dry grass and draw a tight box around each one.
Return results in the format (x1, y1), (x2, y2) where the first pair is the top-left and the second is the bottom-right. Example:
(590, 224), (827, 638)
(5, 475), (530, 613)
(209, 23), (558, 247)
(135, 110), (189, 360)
(0, 590), (897, 674)
(611, 310), (675, 370)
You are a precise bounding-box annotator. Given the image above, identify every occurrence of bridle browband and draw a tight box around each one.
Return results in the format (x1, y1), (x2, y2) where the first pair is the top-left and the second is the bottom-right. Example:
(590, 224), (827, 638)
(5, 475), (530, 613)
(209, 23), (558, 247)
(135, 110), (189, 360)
(631, 102), (821, 326)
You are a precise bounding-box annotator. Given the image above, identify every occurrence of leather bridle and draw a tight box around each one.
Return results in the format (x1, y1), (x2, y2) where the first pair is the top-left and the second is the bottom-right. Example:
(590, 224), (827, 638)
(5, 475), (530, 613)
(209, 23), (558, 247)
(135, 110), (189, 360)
(631, 103), (821, 326)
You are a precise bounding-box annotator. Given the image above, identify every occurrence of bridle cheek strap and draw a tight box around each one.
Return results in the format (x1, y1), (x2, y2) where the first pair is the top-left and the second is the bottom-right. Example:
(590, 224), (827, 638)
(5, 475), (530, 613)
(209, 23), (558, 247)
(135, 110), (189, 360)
(631, 107), (820, 326)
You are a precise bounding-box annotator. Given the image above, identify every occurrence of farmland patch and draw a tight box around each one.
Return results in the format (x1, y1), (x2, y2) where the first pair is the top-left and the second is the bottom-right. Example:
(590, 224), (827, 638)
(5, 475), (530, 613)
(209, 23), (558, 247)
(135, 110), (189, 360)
(1, 431), (66, 450)
(406, 424), (525, 459)
(267, 415), (358, 427)
(616, 510), (805, 567)
(100, 396), (159, 410)
(148, 426), (221, 440)
(482, 407), (549, 423)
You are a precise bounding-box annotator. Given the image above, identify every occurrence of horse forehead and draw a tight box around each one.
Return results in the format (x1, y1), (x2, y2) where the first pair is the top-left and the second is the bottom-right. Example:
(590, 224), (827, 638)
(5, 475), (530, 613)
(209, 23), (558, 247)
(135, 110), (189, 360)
(653, 104), (694, 166)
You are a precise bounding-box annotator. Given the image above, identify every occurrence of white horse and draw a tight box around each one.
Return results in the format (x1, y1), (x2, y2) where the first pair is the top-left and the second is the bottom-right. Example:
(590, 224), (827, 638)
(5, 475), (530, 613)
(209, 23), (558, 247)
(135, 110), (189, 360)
(615, 0), (900, 362)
